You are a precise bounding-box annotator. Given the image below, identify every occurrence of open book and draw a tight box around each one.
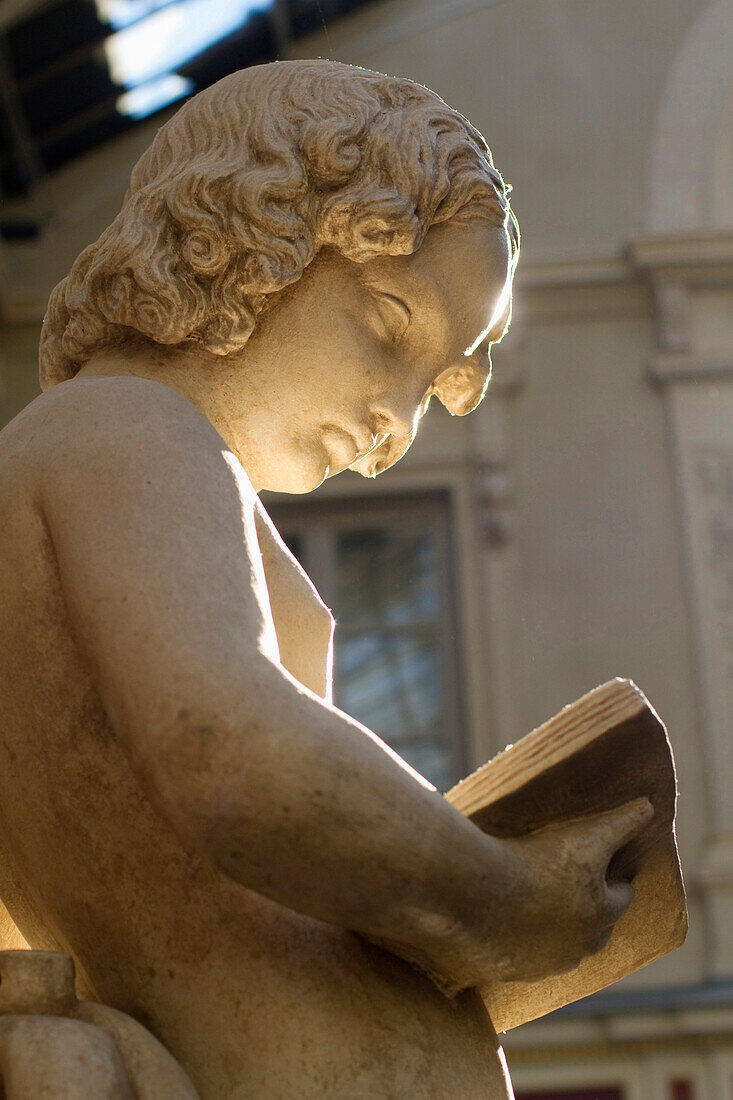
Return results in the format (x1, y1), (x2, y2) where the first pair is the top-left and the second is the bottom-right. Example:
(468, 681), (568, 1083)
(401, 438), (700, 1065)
(445, 679), (687, 1033)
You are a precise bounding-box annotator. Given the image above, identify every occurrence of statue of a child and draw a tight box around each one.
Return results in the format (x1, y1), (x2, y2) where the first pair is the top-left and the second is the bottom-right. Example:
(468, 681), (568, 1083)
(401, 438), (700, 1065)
(0, 61), (650, 1098)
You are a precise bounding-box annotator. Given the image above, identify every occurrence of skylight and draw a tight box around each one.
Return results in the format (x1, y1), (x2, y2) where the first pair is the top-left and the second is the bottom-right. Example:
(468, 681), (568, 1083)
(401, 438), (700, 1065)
(95, 0), (177, 32)
(116, 73), (194, 119)
(96, 0), (270, 120)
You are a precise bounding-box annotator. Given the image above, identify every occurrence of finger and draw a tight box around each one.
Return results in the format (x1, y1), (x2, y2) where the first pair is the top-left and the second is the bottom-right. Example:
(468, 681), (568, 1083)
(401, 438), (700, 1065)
(585, 797), (654, 860)
(604, 879), (634, 925)
(605, 797), (655, 852)
(585, 881), (634, 956)
(585, 923), (614, 957)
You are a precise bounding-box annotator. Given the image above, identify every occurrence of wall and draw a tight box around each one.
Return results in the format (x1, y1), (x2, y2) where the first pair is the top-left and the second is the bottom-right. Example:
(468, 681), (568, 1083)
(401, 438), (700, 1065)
(283, 0), (733, 1092)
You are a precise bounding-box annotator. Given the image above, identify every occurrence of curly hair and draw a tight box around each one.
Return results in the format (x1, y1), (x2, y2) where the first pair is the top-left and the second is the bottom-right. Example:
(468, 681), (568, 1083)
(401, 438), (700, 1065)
(39, 59), (519, 389)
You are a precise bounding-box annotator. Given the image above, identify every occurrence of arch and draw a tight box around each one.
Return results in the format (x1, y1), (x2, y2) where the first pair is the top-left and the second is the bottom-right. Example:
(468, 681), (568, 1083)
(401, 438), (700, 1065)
(648, 0), (733, 232)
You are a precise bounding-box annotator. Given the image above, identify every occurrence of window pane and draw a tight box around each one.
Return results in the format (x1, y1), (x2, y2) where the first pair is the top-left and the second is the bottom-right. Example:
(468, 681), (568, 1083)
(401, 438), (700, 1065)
(335, 526), (439, 628)
(336, 626), (452, 792)
(399, 741), (453, 793)
(336, 629), (442, 738)
(264, 494), (463, 792)
(333, 518), (453, 790)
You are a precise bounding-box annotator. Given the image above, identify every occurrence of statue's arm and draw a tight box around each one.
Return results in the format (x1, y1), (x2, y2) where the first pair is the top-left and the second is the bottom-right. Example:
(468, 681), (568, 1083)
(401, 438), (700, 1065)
(39, 378), (649, 994)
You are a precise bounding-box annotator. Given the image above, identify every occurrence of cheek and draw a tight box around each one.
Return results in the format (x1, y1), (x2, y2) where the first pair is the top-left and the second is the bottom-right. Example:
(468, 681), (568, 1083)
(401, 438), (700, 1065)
(272, 437), (329, 493)
(338, 312), (397, 379)
(297, 324), (383, 405)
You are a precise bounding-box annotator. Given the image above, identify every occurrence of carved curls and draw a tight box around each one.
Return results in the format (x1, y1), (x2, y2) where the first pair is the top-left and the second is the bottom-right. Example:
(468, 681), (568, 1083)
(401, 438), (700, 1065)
(40, 60), (518, 389)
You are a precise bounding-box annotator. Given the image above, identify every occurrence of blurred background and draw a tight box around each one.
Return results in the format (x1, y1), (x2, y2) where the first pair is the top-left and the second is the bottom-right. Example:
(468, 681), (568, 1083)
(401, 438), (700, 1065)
(1, 0), (732, 1096)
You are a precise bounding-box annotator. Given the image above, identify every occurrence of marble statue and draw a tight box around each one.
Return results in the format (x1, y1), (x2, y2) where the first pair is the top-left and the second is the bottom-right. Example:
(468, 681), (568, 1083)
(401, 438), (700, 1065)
(0, 61), (653, 1098)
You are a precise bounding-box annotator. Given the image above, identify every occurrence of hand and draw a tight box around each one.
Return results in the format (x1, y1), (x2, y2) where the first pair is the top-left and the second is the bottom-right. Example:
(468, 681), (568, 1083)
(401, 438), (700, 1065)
(369, 796), (654, 997)
(484, 797), (654, 984)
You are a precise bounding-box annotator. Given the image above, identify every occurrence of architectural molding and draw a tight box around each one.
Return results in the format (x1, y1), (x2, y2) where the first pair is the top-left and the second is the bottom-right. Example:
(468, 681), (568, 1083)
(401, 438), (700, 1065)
(517, 254), (632, 290)
(653, 281), (693, 354)
(508, 1028), (733, 1064)
(630, 231), (733, 275)
(471, 460), (511, 546)
(506, 984), (733, 1065)
(629, 230), (733, 358)
(649, 354), (733, 384)
(629, 226), (733, 980)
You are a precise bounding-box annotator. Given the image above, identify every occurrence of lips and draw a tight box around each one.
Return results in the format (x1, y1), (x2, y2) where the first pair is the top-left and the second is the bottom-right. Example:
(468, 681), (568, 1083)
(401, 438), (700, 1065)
(353, 431), (390, 462)
(349, 431), (413, 478)
(347, 428), (393, 477)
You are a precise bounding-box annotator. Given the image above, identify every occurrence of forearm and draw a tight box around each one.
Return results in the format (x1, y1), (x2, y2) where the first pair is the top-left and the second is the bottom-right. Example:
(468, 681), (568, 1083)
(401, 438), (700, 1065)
(138, 656), (510, 985)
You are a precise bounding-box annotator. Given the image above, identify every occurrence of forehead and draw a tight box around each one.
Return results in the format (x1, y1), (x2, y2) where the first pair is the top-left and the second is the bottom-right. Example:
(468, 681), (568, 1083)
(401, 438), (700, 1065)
(373, 221), (513, 346)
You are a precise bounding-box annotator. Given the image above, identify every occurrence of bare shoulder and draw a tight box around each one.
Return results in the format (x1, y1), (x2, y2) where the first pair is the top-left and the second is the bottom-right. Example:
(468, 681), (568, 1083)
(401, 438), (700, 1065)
(2, 376), (256, 508)
(3, 375), (222, 459)
(3, 375), (280, 662)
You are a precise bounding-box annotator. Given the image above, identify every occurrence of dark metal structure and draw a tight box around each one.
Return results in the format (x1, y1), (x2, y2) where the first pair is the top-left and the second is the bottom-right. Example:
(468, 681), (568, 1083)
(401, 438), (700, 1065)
(0, 0), (375, 206)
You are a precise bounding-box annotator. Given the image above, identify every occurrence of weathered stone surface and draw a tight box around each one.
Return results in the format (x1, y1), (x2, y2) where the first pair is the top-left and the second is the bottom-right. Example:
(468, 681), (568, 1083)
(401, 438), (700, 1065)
(0, 951), (198, 1097)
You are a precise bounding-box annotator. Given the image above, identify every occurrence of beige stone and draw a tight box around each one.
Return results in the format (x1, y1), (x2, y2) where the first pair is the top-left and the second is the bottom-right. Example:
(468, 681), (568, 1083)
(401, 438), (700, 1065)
(0, 950), (198, 1097)
(0, 60), (674, 1098)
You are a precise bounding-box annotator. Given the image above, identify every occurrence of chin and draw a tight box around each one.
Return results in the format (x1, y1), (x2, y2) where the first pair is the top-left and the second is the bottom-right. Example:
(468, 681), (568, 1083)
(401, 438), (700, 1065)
(261, 459), (328, 495)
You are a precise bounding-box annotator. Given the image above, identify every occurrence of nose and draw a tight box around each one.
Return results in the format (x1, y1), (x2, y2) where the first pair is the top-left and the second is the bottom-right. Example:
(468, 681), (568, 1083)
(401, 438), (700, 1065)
(432, 348), (492, 416)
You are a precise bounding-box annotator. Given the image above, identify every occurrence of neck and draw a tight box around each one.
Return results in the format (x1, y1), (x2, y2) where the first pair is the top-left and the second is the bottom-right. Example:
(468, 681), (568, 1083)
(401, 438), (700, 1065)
(74, 344), (267, 491)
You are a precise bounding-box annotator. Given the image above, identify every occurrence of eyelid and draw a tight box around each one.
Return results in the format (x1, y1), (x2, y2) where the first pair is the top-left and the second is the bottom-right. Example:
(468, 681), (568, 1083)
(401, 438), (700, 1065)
(374, 291), (411, 342)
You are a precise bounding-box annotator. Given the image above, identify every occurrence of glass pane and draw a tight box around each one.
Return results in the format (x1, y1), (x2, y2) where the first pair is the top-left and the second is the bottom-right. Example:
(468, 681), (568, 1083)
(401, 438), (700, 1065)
(335, 628), (451, 790)
(399, 741), (453, 794)
(335, 526), (439, 629)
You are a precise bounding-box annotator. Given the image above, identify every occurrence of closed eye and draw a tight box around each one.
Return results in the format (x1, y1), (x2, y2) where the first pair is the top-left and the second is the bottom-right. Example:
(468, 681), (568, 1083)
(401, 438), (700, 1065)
(373, 291), (411, 344)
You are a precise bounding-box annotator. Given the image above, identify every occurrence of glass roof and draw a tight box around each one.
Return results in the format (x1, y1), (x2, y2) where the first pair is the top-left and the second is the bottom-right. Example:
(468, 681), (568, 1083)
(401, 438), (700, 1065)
(0, 0), (374, 199)
(102, 0), (269, 111)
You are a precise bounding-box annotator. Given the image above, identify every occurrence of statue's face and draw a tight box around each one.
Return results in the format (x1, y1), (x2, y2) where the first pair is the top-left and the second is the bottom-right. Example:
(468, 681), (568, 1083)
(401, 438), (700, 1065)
(240, 220), (513, 493)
